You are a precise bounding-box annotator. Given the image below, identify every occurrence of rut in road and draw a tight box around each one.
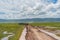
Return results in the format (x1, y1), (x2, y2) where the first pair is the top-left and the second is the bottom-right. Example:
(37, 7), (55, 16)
(25, 25), (57, 40)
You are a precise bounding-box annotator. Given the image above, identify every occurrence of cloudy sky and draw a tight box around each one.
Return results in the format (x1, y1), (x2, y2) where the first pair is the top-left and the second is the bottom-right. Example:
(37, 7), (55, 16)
(0, 0), (59, 19)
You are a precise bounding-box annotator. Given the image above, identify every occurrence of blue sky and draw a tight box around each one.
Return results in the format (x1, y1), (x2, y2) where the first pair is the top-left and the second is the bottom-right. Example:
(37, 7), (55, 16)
(0, 0), (60, 19)
(47, 0), (58, 4)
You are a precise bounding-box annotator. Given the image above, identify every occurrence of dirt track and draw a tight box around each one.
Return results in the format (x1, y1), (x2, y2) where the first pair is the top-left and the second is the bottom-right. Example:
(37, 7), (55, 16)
(25, 25), (56, 40)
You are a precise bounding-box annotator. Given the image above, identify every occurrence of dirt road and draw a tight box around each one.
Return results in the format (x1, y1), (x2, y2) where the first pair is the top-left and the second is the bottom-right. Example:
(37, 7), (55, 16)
(26, 25), (56, 40)
(19, 28), (26, 40)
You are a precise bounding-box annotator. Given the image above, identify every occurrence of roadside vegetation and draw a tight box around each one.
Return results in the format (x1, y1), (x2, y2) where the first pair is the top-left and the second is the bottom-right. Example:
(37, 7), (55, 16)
(0, 23), (24, 40)
(30, 22), (60, 27)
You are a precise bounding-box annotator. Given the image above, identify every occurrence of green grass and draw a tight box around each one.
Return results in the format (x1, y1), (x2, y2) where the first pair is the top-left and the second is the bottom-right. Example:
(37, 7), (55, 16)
(30, 22), (60, 27)
(30, 22), (60, 30)
(0, 23), (24, 40)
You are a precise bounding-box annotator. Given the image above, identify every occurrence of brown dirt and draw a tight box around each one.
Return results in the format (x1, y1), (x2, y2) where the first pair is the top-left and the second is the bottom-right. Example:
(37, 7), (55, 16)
(25, 25), (56, 40)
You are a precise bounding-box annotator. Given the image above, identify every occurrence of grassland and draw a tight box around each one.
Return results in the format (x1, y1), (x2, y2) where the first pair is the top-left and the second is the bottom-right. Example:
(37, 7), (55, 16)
(30, 22), (60, 27)
(31, 22), (59, 26)
(30, 22), (60, 30)
(0, 23), (24, 40)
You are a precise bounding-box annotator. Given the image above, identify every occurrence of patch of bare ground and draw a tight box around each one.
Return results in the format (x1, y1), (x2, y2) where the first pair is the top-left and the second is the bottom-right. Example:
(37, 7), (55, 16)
(25, 25), (56, 40)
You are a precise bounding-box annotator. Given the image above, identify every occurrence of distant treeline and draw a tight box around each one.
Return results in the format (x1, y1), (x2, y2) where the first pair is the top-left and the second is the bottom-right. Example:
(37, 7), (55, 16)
(18, 23), (29, 25)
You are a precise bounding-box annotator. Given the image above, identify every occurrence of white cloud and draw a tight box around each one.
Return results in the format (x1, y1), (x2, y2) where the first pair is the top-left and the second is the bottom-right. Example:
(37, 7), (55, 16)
(0, 0), (59, 19)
